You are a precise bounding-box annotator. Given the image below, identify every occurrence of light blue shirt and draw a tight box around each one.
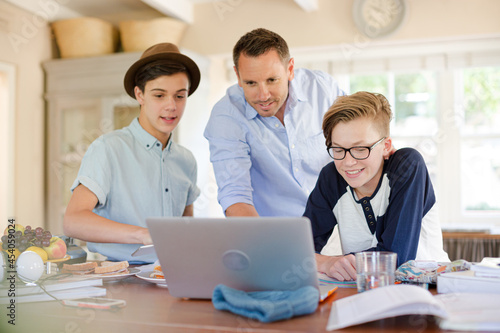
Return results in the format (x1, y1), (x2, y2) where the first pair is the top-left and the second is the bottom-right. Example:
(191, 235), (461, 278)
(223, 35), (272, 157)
(71, 118), (200, 263)
(204, 68), (344, 217)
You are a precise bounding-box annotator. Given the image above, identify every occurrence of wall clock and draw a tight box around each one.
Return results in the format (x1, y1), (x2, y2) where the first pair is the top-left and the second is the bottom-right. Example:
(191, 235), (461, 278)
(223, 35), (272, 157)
(352, 0), (407, 39)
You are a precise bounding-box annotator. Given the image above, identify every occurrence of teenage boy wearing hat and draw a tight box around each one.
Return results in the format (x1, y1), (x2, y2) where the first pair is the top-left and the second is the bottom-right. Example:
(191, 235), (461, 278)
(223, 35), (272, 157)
(64, 43), (201, 263)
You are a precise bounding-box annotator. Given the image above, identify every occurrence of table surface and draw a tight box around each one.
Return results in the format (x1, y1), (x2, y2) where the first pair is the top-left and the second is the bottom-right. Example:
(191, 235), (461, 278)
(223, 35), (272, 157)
(4, 272), (448, 333)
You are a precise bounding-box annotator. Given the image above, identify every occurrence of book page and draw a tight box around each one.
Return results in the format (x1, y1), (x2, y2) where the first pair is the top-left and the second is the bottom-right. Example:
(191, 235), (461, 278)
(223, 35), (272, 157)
(327, 285), (448, 331)
(436, 293), (500, 331)
(471, 257), (500, 277)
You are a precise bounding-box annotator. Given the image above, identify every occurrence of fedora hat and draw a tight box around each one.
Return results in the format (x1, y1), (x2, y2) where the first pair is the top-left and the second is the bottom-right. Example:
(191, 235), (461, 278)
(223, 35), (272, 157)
(123, 43), (200, 99)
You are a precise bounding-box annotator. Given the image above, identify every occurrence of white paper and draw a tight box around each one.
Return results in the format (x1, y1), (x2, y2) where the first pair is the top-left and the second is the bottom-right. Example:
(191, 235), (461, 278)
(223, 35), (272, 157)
(436, 293), (500, 331)
(471, 258), (500, 277)
(327, 285), (447, 330)
(327, 284), (500, 331)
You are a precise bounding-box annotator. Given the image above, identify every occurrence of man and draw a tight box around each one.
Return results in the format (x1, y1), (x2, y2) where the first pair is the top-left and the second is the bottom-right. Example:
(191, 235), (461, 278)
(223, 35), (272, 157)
(64, 43), (201, 263)
(204, 28), (345, 217)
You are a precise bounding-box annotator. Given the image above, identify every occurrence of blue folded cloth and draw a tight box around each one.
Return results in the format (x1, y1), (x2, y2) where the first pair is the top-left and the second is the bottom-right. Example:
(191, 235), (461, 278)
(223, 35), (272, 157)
(212, 284), (319, 323)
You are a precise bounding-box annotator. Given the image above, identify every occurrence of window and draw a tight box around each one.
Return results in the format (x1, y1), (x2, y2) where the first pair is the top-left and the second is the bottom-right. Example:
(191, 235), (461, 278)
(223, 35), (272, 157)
(294, 36), (500, 226)
(460, 66), (500, 213)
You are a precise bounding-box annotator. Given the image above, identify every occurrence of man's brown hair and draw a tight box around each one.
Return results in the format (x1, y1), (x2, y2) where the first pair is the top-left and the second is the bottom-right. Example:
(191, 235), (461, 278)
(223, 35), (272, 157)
(323, 91), (393, 147)
(233, 28), (290, 71)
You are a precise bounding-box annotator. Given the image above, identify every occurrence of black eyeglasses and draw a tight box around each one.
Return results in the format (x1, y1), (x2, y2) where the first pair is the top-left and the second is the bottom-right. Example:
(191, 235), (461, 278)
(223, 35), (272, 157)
(327, 137), (386, 160)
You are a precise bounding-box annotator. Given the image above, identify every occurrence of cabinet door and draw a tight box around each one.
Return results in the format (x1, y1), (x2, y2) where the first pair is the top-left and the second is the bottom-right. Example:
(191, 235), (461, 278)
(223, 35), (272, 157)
(47, 98), (101, 234)
(47, 97), (140, 234)
(102, 96), (141, 131)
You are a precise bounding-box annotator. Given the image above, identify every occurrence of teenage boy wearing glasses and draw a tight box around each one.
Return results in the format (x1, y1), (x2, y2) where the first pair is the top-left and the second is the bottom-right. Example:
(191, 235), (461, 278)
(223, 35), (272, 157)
(304, 91), (449, 281)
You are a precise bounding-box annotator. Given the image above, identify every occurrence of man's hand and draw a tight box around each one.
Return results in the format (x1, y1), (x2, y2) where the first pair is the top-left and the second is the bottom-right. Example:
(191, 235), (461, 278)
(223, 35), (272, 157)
(316, 253), (357, 281)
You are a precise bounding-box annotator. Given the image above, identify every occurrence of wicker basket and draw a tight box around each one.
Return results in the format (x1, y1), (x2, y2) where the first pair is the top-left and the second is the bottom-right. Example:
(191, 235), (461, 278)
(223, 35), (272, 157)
(51, 17), (118, 58)
(119, 18), (187, 52)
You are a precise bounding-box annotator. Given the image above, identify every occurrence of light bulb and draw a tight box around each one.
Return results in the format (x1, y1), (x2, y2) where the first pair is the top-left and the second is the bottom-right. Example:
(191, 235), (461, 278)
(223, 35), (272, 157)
(16, 251), (44, 283)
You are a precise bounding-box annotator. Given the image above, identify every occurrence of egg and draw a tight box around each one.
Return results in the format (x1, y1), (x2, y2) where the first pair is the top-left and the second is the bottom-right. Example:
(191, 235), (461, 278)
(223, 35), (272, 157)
(16, 251), (44, 283)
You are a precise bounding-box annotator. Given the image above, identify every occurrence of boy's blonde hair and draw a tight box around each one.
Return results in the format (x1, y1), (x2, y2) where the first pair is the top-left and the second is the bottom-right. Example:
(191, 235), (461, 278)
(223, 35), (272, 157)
(322, 91), (393, 147)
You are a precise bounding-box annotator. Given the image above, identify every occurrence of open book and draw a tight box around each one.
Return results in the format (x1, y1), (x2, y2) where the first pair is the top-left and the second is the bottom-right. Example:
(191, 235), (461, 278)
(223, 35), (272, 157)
(327, 284), (500, 331)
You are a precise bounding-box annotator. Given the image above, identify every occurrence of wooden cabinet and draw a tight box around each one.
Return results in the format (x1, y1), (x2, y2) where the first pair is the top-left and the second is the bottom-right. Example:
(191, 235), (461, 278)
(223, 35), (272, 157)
(43, 52), (141, 234)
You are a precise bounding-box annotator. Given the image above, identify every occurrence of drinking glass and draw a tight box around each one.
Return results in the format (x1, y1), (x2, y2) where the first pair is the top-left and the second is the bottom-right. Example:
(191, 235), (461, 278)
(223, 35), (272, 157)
(355, 251), (397, 293)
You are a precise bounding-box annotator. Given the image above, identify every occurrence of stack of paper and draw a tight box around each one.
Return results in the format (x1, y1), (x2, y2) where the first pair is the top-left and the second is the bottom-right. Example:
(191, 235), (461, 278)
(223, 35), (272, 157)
(437, 270), (500, 294)
(471, 257), (500, 278)
(0, 275), (105, 303)
(437, 257), (500, 294)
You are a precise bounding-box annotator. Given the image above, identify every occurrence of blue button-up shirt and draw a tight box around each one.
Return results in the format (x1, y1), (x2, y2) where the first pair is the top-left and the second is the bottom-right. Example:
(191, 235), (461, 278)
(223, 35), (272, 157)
(204, 68), (344, 217)
(71, 118), (200, 263)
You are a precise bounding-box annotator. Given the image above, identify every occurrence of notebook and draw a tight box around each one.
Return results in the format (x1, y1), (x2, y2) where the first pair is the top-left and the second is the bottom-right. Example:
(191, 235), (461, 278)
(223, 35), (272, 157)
(145, 217), (336, 300)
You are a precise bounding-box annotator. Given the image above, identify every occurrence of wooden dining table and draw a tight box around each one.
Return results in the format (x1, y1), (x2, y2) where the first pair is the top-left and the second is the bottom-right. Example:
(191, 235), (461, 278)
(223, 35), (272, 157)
(4, 271), (447, 333)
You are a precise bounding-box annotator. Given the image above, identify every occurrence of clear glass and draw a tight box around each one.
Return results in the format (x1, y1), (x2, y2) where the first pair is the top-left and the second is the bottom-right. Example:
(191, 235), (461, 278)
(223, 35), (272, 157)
(391, 137), (438, 185)
(461, 138), (500, 212)
(393, 71), (438, 137)
(462, 66), (500, 135)
(349, 74), (389, 96)
(61, 105), (100, 156)
(355, 251), (397, 293)
(350, 71), (438, 137)
(460, 66), (500, 213)
(62, 165), (80, 206)
(114, 104), (140, 130)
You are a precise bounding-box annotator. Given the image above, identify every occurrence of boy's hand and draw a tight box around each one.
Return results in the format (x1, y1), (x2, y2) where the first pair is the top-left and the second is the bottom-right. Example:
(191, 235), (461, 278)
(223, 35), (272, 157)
(139, 227), (153, 245)
(316, 253), (357, 281)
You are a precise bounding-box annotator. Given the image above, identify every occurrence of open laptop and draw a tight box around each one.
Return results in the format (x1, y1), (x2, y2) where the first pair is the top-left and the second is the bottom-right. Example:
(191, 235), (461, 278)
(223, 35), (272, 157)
(145, 217), (337, 300)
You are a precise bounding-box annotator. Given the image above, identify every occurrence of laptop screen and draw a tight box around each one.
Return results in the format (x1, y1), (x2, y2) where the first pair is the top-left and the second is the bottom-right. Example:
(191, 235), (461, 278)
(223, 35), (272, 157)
(146, 217), (320, 299)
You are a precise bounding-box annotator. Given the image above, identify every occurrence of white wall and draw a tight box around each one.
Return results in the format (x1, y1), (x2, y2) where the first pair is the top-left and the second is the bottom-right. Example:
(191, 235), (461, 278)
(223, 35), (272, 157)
(0, 63), (15, 232)
(182, 0), (500, 55)
(0, 1), (52, 232)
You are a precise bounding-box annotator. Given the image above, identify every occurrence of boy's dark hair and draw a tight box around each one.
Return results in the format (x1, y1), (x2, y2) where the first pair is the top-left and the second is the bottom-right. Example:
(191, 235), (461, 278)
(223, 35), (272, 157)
(134, 60), (188, 94)
(323, 91), (393, 147)
(233, 28), (290, 71)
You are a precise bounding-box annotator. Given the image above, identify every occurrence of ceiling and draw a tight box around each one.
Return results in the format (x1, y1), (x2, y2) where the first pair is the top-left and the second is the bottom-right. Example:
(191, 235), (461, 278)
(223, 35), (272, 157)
(5, 0), (318, 24)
